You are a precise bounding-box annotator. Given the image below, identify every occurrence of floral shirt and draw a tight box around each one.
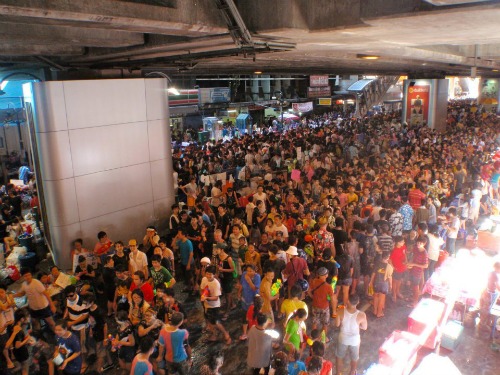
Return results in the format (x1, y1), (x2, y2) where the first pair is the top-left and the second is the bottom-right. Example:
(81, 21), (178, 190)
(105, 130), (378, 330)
(399, 204), (414, 231)
(313, 229), (335, 256)
(389, 212), (404, 237)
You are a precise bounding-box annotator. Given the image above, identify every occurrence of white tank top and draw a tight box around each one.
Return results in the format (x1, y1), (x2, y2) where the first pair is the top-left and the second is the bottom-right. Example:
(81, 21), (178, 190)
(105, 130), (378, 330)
(339, 309), (361, 346)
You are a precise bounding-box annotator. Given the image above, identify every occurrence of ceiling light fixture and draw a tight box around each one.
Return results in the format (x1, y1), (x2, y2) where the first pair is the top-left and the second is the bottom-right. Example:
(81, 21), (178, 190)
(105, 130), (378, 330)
(254, 71), (262, 74)
(493, 69), (499, 72)
(357, 54), (380, 60)
(167, 88), (180, 95)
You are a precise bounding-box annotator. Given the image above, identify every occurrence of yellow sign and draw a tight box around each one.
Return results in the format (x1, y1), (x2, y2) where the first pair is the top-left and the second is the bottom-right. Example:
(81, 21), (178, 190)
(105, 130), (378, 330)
(318, 98), (332, 106)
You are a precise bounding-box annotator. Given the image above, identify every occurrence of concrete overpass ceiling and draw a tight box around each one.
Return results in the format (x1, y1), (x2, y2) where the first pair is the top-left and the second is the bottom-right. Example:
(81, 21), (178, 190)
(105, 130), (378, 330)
(0, 0), (498, 77)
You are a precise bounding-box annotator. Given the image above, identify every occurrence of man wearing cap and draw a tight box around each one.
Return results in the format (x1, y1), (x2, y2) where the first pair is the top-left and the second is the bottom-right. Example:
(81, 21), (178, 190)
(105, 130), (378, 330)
(129, 239), (149, 279)
(283, 246), (310, 298)
(308, 267), (335, 341)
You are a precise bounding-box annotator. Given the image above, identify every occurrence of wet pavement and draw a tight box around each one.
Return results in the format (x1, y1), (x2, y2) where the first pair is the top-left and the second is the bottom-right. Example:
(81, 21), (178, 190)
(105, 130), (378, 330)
(6, 231), (500, 375)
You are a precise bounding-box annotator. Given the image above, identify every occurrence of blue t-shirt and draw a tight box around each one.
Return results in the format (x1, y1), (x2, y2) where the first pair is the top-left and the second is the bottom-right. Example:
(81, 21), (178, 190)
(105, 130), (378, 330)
(240, 272), (261, 307)
(158, 328), (189, 363)
(288, 360), (307, 375)
(131, 357), (153, 375)
(177, 239), (193, 266)
(56, 333), (82, 375)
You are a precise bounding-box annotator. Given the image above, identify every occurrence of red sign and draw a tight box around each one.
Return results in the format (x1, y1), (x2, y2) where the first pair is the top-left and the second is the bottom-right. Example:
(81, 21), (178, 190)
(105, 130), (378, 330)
(307, 86), (331, 98)
(406, 85), (430, 125)
(310, 75), (329, 87)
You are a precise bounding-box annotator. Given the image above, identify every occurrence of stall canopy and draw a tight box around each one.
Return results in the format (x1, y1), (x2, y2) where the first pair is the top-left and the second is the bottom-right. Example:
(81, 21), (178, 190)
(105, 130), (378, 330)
(236, 113), (252, 132)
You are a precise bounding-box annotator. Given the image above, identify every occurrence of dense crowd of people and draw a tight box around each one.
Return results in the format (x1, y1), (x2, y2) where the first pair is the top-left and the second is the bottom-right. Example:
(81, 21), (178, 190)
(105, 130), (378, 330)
(1, 99), (499, 375)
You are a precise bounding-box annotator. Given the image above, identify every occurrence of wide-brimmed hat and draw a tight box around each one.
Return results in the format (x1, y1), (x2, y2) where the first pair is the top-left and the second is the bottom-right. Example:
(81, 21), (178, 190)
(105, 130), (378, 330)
(286, 246), (298, 256)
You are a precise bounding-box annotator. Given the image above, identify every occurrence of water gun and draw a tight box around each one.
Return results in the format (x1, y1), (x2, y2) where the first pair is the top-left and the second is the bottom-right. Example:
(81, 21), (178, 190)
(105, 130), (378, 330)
(201, 286), (210, 298)
(271, 279), (282, 297)
(164, 280), (172, 288)
(330, 275), (338, 290)
(303, 332), (314, 346)
(304, 244), (315, 258)
(321, 330), (326, 344)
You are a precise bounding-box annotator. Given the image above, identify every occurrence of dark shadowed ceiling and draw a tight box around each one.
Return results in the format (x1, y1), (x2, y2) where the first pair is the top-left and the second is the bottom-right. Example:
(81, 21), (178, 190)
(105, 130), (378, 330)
(0, 0), (499, 78)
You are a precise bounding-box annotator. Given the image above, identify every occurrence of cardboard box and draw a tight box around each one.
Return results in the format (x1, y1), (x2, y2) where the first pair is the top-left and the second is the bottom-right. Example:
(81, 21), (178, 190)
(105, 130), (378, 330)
(408, 298), (446, 349)
(379, 330), (420, 375)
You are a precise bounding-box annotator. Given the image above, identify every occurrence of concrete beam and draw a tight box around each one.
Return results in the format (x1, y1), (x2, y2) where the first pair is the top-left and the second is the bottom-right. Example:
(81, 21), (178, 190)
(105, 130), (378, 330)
(0, 22), (143, 47)
(0, 0), (227, 36)
(0, 44), (83, 56)
(67, 35), (235, 63)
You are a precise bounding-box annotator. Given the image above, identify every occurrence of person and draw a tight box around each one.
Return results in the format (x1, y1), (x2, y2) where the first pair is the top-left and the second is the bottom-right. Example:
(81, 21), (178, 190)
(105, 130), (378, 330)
(427, 225), (444, 280)
(14, 270), (56, 332)
(389, 236), (407, 303)
(157, 287), (185, 325)
(369, 252), (392, 318)
(247, 313), (276, 375)
(84, 294), (113, 372)
(200, 265), (232, 345)
(335, 246), (354, 308)
(129, 289), (150, 326)
(113, 310), (136, 374)
(480, 261), (500, 330)
(112, 240), (129, 270)
(130, 271), (155, 305)
(283, 245), (310, 297)
(113, 264), (132, 313)
(335, 294), (367, 375)
(74, 255), (96, 295)
(407, 236), (429, 308)
(94, 231), (114, 264)
(149, 254), (176, 291)
(130, 336), (155, 375)
(307, 355), (326, 375)
(260, 268), (279, 327)
(142, 226), (160, 260)
(308, 267), (335, 340)
(281, 284), (308, 327)
(129, 239), (149, 279)
(239, 264), (261, 340)
(443, 207), (460, 256)
(53, 319), (82, 375)
(0, 286), (16, 369)
(213, 245), (236, 317)
(157, 312), (190, 375)
(306, 341), (333, 375)
(287, 346), (307, 375)
(245, 243), (262, 275)
(174, 229), (195, 294)
(102, 255), (116, 317)
(283, 308), (308, 354)
(12, 309), (33, 375)
(137, 308), (163, 373)
(63, 285), (89, 360)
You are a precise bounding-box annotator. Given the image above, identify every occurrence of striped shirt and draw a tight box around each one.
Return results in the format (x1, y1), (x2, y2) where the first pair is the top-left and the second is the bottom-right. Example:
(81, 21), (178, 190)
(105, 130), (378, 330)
(66, 295), (89, 331)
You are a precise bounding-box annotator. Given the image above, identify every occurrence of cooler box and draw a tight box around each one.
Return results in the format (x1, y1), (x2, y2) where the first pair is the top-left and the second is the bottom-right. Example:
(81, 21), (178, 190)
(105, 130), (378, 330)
(440, 320), (464, 351)
(379, 330), (420, 375)
(408, 298), (446, 349)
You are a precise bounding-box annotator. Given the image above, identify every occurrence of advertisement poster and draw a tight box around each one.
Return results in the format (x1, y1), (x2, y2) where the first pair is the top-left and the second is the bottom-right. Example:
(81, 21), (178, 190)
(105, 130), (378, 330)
(318, 98), (332, 106)
(310, 75), (329, 87)
(198, 87), (231, 104)
(406, 85), (429, 125)
(307, 86), (331, 98)
(292, 102), (313, 113)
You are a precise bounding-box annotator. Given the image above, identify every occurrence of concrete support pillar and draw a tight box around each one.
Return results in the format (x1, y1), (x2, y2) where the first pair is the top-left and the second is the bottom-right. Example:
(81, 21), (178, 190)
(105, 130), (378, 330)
(252, 75), (259, 101)
(24, 78), (174, 269)
(262, 75), (271, 100)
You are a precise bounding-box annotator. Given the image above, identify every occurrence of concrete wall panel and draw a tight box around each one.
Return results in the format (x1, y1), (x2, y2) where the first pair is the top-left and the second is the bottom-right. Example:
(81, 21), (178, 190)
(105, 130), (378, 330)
(63, 79), (147, 129)
(145, 78), (168, 121)
(69, 121), (150, 176)
(31, 81), (68, 133)
(75, 162), (153, 221)
(43, 178), (80, 227)
(147, 119), (170, 161)
(36, 131), (74, 180)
